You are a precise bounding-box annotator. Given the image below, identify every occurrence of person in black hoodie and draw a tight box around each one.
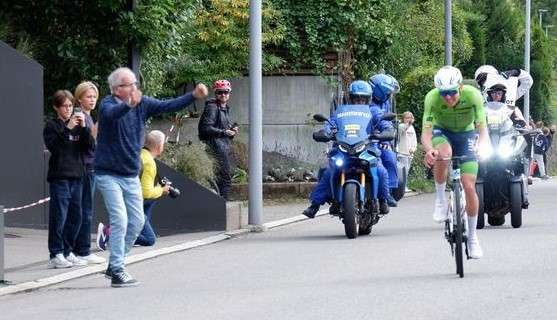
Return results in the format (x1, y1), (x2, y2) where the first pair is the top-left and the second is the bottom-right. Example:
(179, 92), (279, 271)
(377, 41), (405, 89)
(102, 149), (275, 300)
(43, 90), (94, 269)
(198, 80), (238, 200)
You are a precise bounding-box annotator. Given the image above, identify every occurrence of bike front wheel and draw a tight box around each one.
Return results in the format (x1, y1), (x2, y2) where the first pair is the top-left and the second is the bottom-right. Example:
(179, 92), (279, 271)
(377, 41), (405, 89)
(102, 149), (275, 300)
(454, 185), (464, 278)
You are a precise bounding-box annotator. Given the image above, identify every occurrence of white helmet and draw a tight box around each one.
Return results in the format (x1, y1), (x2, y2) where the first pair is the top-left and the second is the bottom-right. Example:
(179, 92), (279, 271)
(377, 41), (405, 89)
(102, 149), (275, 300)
(434, 66), (463, 91)
(474, 65), (498, 81)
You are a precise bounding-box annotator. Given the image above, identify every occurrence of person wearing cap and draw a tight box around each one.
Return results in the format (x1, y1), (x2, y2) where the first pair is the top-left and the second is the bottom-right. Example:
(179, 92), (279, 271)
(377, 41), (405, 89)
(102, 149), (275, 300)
(422, 66), (489, 259)
(198, 80), (238, 200)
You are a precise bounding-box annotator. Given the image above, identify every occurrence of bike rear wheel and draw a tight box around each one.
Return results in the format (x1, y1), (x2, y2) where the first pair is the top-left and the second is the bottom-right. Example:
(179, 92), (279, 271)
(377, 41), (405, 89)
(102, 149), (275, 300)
(454, 184), (464, 278)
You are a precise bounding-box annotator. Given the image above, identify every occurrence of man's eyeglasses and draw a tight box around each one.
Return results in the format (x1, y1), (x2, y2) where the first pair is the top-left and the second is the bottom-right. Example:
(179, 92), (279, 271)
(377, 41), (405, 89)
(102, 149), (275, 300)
(118, 82), (138, 88)
(215, 90), (230, 96)
(439, 89), (459, 97)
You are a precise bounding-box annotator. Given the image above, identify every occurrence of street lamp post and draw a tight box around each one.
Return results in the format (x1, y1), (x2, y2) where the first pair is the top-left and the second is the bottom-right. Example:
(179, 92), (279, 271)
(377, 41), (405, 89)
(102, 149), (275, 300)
(248, 0), (263, 226)
(539, 9), (548, 29)
(524, 0), (531, 123)
(444, 0), (452, 65)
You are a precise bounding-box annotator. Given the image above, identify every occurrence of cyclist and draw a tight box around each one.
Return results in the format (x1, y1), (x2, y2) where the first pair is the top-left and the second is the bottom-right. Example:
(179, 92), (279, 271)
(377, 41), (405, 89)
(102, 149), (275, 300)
(302, 80), (392, 218)
(422, 66), (489, 259)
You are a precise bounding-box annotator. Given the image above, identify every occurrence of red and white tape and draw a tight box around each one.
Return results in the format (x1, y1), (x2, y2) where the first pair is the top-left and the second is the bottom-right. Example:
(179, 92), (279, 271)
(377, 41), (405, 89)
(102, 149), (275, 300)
(2, 197), (50, 214)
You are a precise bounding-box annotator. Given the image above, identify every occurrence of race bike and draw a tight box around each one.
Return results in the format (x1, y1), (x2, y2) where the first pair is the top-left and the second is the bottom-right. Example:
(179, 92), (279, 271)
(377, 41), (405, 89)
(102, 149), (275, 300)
(313, 104), (395, 239)
(476, 102), (530, 228)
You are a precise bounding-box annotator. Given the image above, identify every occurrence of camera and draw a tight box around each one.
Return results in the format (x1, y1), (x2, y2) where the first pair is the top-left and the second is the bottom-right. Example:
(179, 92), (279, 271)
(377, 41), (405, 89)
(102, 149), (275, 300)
(160, 177), (180, 198)
(72, 106), (82, 115)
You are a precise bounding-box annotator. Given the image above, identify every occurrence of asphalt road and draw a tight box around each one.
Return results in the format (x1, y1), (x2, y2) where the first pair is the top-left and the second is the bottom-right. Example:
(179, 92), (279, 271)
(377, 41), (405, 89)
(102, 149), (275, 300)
(1, 180), (557, 320)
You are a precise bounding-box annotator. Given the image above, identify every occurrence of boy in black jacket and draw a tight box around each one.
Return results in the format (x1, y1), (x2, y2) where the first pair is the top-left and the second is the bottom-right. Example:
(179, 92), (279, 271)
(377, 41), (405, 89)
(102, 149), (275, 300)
(43, 90), (94, 268)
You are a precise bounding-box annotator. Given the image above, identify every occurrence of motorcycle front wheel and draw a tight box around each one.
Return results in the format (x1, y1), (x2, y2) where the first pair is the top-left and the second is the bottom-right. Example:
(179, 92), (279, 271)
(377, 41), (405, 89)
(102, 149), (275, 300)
(343, 183), (359, 239)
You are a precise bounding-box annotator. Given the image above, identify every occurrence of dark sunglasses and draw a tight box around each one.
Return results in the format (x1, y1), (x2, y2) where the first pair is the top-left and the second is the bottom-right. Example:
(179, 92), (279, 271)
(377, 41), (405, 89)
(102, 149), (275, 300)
(439, 89), (458, 97)
(215, 90), (230, 95)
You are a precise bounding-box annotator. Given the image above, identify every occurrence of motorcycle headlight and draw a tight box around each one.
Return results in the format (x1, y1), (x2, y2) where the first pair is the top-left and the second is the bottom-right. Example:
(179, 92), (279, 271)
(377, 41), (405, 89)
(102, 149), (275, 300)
(334, 157), (344, 167)
(479, 144), (493, 160)
(338, 145), (348, 153)
(498, 144), (513, 158)
(354, 143), (366, 154)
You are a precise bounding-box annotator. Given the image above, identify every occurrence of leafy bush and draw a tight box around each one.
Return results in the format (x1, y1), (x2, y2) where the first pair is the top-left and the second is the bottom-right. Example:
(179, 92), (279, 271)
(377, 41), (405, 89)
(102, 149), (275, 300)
(396, 65), (438, 137)
(407, 145), (434, 193)
(160, 142), (217, 189)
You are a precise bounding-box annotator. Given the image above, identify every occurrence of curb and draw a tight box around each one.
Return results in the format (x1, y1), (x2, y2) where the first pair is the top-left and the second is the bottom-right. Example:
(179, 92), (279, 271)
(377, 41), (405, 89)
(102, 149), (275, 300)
(0, 209), (328, 297)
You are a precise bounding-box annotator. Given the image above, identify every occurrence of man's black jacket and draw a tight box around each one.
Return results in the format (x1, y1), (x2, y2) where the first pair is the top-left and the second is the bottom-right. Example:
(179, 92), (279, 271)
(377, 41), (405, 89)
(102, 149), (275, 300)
(198, 98), (234, 144)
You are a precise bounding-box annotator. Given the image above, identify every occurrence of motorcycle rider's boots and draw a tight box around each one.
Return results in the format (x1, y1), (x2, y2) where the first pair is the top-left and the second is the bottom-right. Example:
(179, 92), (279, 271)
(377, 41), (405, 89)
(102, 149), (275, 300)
(522, 199), (529, 209)
(467, 237), (483, 259)
(432, 198), (449, 223)
(302, 204), (320, 219)
(386, 194), (398, 207)
(379, 200), (390, 215)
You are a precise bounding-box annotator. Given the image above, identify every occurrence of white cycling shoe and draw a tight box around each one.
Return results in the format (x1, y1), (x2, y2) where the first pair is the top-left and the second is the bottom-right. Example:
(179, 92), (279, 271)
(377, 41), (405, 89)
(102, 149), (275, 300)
(468, 238), (483, 259)
(432, 199), (449, 223)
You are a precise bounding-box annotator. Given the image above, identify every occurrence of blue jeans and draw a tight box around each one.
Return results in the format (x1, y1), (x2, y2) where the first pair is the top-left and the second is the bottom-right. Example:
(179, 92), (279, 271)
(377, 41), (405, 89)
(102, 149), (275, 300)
(95, 174), (144, 272)
(48, 179), (83, 259)
(380, 148), (398, 188)
(74, 169), (95, 256)
(135, 199), (157, 246)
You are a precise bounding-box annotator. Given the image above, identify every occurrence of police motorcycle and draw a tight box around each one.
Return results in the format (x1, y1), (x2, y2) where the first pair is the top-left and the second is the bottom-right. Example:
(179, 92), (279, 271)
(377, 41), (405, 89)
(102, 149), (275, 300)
(313, 104), (395, 239)
(476, 101), (529, 228)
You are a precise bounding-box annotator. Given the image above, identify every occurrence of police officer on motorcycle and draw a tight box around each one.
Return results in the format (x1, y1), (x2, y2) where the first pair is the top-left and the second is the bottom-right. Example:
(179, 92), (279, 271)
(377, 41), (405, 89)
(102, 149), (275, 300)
(369, 74), (400, 206)
(302, 80), (392, 218)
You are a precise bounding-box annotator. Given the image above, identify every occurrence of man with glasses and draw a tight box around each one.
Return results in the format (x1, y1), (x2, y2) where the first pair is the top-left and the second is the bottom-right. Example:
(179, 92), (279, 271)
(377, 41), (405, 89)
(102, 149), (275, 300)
(422, 66), (489, 259)
(198, 79), (238, 200)
(95, 67), (208, 287)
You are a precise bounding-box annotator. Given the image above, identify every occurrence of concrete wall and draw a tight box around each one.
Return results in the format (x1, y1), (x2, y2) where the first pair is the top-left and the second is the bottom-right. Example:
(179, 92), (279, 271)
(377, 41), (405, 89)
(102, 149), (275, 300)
(151, 75), (334, 166)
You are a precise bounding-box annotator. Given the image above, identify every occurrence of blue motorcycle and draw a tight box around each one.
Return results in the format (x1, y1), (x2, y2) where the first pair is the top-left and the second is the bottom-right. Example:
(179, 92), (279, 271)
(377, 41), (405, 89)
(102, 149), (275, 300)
(313, 104), (395, 238)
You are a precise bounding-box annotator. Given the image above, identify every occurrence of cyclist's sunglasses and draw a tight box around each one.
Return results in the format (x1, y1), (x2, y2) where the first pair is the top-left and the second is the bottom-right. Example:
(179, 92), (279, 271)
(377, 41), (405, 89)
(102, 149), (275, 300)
(215, 90), (231, 95)
(439, 89), (459, 97)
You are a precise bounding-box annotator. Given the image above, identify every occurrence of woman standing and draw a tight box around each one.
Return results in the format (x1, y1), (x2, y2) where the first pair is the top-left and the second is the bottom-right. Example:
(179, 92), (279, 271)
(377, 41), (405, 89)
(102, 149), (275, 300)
(73, 82), (105, 264)
(44, 90), (94, 268)
(397, 111), (417, 192)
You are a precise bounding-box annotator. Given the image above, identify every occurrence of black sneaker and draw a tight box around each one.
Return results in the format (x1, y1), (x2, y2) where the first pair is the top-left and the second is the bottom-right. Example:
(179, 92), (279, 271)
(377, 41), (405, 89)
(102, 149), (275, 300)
(379, 200), (390, 215)
(111, 270), (140, 288)
(302, 204), (320, 219)
(104, 267), (113, 279)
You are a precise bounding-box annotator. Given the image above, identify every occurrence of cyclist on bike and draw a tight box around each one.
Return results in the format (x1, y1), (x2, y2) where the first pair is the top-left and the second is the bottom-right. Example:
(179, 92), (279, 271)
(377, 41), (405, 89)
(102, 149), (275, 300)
(302, 80), (392, 218)
(422, 66), (489, 259)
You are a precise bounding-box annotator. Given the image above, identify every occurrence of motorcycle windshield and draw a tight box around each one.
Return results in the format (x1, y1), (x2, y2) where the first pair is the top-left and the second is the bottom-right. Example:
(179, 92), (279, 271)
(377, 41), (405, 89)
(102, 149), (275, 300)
(334, 104), (372, 146)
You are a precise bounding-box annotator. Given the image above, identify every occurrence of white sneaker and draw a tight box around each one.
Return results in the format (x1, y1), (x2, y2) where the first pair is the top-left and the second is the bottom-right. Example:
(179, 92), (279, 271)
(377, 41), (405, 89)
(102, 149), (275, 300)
(48, 253), (73, 269)
(432, 199), (449, 223)
(79, 253), (106, 264)
(66, 252), (88, 266)
(468, 238), (483, 259)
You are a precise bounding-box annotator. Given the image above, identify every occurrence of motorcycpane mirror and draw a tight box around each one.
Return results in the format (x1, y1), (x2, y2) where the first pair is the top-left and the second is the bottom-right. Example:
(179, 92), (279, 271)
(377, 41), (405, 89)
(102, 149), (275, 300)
(313, 114), (328, 122)
(381, 112), (396, 121)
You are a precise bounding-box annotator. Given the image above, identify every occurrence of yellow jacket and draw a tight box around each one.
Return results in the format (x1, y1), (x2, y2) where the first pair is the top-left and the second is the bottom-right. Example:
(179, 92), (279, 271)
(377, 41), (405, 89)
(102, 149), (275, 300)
(140, 148), (163, 199)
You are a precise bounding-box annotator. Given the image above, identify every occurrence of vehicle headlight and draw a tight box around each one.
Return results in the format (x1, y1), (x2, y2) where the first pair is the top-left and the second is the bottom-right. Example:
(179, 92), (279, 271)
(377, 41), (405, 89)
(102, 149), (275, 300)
(335, 158), (344, 167)
(479, 144), (493, 160)
(498, 144), (513, 158)
(338, 145), (348, 153)
(354, 143), (366, 153)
